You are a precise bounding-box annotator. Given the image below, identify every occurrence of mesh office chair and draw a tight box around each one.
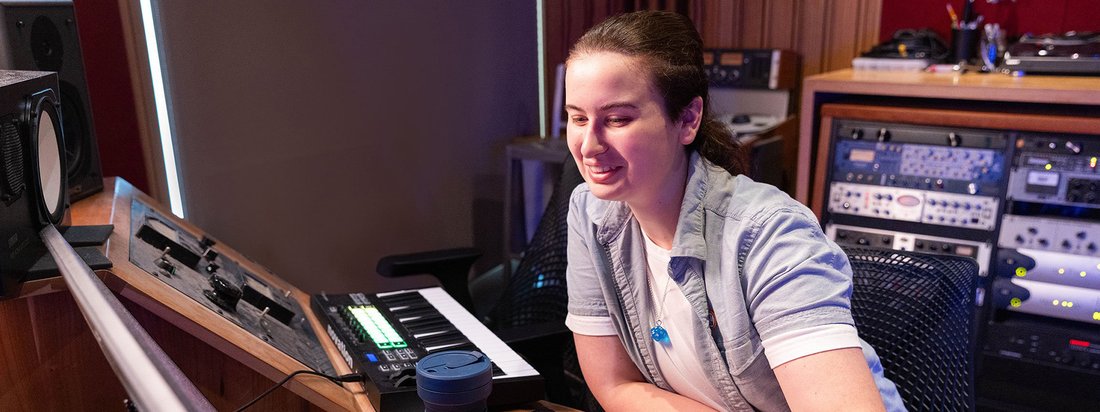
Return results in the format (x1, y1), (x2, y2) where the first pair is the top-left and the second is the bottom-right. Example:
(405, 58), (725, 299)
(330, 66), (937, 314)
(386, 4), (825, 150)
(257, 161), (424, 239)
(376, 157), (597, 410)
(842, 246), (979, 411)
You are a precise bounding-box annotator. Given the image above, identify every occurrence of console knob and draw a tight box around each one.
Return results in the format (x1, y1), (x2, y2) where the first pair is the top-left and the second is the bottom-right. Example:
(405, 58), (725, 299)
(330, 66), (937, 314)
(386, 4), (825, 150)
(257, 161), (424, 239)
(851, 129), (864, 140)
(155, 246), (175, 273)
(948, 132), (961, 147)
(204, 274), (242, 311)
(877, 128), (890, 142)
(1066, 141), (1082, 154)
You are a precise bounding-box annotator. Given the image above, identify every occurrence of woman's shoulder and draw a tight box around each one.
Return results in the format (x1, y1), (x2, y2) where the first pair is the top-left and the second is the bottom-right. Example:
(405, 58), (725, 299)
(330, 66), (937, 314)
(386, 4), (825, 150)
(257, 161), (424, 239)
(710, 174), (817, 225)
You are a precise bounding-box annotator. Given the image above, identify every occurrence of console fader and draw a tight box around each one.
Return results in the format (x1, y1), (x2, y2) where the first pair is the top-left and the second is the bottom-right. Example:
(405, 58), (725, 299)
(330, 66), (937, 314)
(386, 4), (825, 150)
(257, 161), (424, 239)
(127, 199), (335, 375)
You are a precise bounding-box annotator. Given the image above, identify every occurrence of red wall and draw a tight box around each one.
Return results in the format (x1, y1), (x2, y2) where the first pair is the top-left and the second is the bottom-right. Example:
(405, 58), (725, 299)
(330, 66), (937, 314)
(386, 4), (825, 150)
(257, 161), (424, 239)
(72, 0), (149, 193)
(881, 0), (1100, 44)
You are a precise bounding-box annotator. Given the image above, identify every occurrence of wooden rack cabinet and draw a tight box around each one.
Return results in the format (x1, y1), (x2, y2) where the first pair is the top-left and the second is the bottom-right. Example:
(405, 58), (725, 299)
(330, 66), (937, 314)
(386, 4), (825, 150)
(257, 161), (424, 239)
(796, 69), (1100, 211)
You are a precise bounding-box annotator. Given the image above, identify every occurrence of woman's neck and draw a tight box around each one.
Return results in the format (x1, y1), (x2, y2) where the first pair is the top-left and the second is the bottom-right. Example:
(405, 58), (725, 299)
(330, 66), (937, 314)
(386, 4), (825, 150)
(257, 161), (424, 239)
(628, 162), (689, 250)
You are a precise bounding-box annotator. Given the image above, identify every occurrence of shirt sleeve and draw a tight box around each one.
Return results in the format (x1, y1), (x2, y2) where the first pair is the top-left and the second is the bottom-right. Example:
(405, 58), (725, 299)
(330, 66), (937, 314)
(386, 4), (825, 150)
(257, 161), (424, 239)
(566, 186), (610, 318)
(740, 206), (856, 343)
(761, 324), (861, 368)
(566, 313), (618, 336)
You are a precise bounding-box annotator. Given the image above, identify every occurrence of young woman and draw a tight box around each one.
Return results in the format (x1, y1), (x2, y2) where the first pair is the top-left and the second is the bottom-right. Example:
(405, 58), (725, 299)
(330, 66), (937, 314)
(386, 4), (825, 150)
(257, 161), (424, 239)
(563, 11), (905, 411)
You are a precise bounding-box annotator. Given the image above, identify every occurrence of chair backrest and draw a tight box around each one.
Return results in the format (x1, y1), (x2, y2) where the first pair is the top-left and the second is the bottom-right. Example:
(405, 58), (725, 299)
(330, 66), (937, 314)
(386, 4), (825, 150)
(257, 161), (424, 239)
(490, 157), (584, 330)
(842, 246), (979, 411)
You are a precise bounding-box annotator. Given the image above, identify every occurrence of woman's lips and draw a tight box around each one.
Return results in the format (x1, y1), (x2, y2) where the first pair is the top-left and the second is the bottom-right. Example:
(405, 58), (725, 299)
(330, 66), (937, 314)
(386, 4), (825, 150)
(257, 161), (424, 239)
(586, 164), (622, 184)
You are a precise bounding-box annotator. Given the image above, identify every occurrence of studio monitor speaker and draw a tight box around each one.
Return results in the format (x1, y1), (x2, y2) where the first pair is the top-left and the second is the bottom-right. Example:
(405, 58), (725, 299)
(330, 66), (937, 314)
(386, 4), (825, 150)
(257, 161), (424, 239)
(0, 70), (65, 295)
(0, 1), (102, 202)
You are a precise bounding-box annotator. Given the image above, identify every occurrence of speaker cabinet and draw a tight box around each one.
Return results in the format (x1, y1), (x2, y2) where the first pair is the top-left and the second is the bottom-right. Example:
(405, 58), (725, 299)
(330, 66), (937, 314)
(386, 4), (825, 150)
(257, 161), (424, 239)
(0, 70), (64, 297)
(0, 1), (101, 201)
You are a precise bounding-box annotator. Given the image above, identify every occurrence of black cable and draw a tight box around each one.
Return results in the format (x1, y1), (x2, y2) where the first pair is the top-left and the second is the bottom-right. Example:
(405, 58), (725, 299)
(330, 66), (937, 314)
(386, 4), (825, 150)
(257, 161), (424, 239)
(234, 370), (365, 412)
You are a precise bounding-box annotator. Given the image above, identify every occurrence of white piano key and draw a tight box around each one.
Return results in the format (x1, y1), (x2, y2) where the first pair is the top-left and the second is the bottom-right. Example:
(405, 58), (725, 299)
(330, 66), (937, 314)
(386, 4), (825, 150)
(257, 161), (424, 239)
(417, 287), (539, 378)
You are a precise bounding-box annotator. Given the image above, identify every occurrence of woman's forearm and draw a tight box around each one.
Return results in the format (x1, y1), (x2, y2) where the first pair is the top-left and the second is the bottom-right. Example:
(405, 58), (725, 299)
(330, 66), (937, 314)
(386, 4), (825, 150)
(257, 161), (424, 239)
(595, 381), (718, 412)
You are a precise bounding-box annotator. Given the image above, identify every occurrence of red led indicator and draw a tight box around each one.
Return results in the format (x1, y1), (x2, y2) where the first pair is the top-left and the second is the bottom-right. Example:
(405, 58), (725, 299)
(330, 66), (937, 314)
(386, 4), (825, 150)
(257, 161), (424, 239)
(1069, 339), (1090, 347)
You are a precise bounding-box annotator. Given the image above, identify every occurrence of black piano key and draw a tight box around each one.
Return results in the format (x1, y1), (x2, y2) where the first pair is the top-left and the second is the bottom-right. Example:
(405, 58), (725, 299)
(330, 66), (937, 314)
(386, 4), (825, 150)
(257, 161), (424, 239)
(393, 306), (442, 321)
(378, 291), (429, 306)
(388, 302), (435, 313)
(402, 316), (451, 331)
(408, 327), (454, 341)
(419, 331), (468, 348)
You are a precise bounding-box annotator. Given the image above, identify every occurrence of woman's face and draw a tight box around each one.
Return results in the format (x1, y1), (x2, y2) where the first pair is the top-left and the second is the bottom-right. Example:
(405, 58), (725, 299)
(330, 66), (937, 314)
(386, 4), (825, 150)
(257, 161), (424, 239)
(564, 52), (697, 208)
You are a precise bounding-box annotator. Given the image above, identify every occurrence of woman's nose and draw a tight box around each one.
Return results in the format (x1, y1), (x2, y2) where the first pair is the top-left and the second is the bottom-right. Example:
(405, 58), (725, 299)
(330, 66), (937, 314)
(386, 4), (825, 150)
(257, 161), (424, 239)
(578, 125), (606, 158)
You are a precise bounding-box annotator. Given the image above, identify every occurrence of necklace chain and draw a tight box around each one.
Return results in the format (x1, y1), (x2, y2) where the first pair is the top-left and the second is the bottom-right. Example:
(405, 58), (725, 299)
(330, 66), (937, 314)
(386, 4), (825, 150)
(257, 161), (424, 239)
(649, 267), (674, 344)
(651, 272), (674, 324)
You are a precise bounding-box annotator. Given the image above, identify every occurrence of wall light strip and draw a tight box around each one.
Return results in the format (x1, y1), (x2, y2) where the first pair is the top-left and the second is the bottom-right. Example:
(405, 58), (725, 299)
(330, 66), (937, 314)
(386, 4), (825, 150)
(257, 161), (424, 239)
(536, 0), (546, 137)
(139, 0), (185, 218)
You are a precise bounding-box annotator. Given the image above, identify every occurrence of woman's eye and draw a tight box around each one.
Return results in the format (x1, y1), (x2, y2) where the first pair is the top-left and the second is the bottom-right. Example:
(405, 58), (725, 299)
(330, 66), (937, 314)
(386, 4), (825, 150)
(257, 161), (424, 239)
(571, 116), (588, 126)
(607, 117), (631, 126)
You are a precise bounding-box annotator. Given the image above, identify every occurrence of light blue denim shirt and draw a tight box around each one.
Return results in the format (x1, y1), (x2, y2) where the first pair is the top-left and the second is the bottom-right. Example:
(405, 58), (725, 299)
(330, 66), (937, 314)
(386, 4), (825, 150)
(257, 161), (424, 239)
(566, 152), (905, 411)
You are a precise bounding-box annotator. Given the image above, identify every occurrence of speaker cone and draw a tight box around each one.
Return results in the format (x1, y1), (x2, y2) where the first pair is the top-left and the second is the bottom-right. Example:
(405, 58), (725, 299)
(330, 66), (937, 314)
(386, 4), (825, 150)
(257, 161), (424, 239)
(30, 15), (63, 72)
(28, 91), (64, 225)
(59, 81), (85, 177)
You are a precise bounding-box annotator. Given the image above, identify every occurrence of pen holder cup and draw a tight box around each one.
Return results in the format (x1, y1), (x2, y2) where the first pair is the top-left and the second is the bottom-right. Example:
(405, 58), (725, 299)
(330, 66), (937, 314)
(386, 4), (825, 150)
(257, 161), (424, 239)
(951, 28), (981, 64)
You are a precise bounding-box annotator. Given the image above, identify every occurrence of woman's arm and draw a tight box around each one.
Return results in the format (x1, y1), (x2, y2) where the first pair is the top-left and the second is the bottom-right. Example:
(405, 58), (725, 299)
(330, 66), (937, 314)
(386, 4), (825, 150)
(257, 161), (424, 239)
(773, 347), (885, 412)
(574, 333), (717, 411)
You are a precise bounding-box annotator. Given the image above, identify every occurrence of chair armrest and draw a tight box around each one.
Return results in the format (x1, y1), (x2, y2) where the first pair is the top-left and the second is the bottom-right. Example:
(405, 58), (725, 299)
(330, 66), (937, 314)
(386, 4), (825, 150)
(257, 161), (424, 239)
(376, 247), (481, 310)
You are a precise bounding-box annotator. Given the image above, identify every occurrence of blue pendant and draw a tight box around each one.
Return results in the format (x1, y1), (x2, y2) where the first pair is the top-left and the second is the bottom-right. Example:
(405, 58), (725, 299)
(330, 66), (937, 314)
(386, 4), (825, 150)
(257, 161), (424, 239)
(650, 325), (669, 344)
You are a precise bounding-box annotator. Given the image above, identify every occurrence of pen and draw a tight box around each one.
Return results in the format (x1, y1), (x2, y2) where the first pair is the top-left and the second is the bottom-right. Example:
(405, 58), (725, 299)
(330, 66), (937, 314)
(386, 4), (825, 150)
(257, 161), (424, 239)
(961, 0), (974, 25)
(946, 3), (959, 28)
(968, 15), (984, 30)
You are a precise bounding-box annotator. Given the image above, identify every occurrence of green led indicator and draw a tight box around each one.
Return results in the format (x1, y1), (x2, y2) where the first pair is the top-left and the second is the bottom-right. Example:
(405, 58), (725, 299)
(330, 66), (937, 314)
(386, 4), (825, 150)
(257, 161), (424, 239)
(1015, 267), (1027, 277)
(1010, 298), (1022, 308)
(348, 305), (406, 348)
(368, 308), (407, 348)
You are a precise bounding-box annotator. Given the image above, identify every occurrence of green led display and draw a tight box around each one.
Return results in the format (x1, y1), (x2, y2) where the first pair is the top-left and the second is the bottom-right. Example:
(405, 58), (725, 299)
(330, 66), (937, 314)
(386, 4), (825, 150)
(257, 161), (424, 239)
(348, 305), (407, 349)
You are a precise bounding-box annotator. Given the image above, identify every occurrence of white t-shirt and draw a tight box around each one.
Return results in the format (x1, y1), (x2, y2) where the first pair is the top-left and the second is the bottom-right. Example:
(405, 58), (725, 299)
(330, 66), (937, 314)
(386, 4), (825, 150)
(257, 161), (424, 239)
(566, 232), (860, 410)
(640, 234), (728, 410)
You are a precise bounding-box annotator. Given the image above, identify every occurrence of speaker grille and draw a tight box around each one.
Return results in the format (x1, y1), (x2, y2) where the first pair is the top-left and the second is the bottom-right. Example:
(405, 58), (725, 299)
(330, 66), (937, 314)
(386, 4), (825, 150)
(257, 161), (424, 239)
(1, 120), (25, 201)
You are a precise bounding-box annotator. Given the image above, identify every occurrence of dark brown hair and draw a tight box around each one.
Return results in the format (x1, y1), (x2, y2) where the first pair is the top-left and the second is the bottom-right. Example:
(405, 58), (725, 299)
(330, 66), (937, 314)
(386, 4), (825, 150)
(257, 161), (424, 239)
(568, 10), (746, 176)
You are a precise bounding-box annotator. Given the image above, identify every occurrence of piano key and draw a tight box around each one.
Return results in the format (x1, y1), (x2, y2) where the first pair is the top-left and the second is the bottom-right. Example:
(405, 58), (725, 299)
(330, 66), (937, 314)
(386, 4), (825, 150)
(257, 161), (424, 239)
(419, 331), (468, 348)
(412, 328), (458, 339)
(388, 303), (436, 314)
(417, 287), (539, 379)
(401, 316), (451, 331)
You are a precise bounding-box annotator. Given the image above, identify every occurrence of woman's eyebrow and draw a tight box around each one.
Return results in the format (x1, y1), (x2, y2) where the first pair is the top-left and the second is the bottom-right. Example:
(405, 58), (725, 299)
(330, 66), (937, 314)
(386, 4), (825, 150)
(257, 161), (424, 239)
(564, 101), (639, 113)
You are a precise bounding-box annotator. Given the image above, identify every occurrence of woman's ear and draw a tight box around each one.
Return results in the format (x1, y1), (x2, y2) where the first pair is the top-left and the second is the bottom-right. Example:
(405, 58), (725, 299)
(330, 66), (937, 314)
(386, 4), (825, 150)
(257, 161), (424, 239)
(678, 96), (703, 145)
